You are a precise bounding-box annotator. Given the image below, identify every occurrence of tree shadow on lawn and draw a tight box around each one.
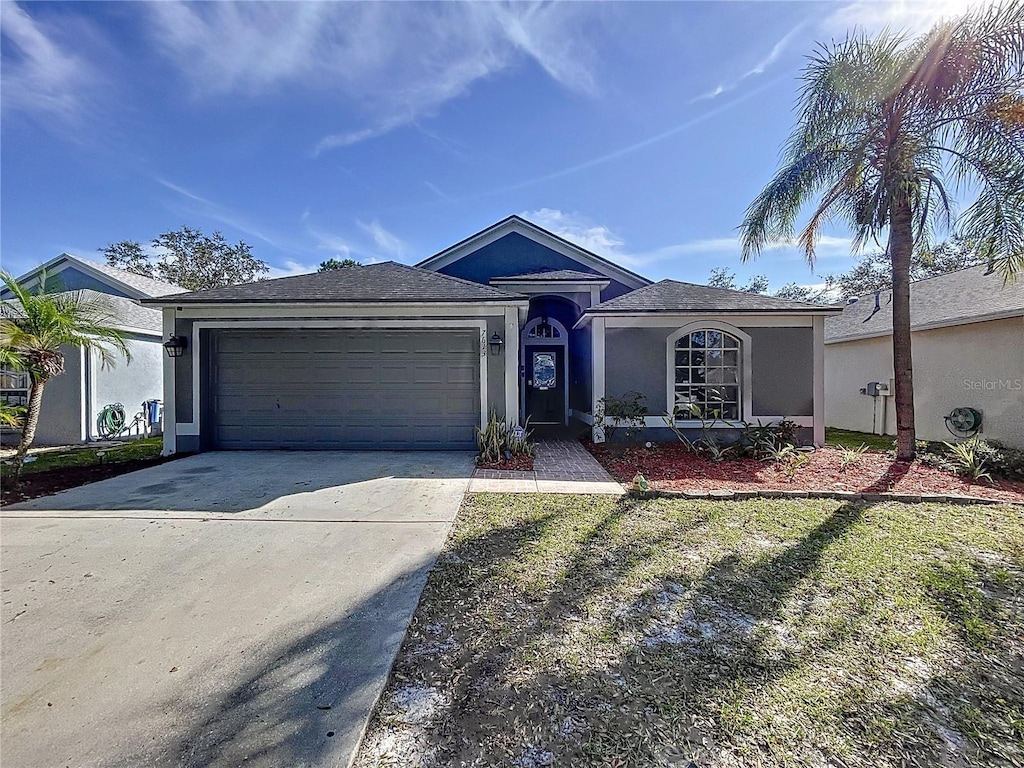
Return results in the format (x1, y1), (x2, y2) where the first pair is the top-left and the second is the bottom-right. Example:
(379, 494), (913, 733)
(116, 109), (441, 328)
(362, 496), (1024, 767)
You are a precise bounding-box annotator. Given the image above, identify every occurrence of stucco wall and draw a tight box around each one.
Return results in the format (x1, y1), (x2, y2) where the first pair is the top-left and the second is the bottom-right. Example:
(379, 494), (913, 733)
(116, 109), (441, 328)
(29, 346), (85, 446)
(826, 316), (1024, 446)
(89, 335), (164, 440)
(437, 232), (633, 300)
(604, 324), (815, 419)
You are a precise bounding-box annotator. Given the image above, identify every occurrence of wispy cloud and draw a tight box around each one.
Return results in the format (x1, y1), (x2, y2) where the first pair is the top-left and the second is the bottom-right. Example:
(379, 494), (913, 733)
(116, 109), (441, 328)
(155, 177), (301, 255)
(823, 0), (973, 37)
(0, 3), (95, 122)
(692, 23), (804, 102)
(520, 209), (858, 273)
(144, 1), (599, 154)
(357, 220), (406, 259)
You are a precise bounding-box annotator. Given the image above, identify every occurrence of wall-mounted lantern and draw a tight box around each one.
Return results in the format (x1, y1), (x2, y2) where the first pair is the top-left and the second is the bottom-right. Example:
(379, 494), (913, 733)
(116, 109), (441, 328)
(488, 332), (504, 356)
(163, 335), (188, 358)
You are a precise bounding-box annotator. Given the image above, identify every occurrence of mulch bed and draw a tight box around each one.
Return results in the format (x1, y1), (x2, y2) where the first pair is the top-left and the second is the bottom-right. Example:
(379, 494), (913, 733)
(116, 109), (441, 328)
(585, 441), (1024, 503)
(474, 454), (534, 472)
(1, 456), (177, 506)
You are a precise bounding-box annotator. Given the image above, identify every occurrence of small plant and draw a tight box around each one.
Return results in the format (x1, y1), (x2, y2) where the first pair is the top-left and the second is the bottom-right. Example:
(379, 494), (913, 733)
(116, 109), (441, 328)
(942, 438), (992, 482)
(475, 412), (534, 465)
(775, 445), (811, 481)
(594, 391), (648, 444)
(737, 418), (800, 460)
(839, 443), (869, 469)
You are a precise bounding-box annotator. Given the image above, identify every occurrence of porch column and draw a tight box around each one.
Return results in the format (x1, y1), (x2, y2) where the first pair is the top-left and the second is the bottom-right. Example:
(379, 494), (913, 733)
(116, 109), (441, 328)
(592, 316), (606, 442)
(504, 307), (520, 424)
(813, 315), (825, 446)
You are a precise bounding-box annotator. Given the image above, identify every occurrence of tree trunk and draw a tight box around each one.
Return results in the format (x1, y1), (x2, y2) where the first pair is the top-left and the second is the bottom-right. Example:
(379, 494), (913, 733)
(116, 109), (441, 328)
(890, 199), (916, 460)
(10, 379), (46, 483)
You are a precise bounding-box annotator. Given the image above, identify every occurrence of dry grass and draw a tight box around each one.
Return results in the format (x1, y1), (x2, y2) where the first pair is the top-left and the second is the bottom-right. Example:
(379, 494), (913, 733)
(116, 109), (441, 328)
(353, 495), (1024, 768)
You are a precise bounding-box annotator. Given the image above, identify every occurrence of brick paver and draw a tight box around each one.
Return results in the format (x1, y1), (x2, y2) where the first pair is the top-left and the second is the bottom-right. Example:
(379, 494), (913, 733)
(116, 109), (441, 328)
(469, 438), (623, 494)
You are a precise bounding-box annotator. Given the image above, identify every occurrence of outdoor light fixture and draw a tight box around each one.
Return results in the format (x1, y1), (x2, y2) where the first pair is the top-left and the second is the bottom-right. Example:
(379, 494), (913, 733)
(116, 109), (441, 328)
(488, 332), (504, 356)
(163, 335), (188, 358)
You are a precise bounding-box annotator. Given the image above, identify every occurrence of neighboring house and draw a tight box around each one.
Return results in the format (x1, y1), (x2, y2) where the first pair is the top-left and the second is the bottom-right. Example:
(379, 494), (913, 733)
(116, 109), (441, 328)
(825, 264), (1024, 447)
(142, 215), (840, 454)
(1, 254), (184, 446)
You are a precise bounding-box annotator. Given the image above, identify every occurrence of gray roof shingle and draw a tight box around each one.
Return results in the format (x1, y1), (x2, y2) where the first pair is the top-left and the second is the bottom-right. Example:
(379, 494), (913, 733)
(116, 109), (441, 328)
(70, 256), (185, 297)
(825, 264), (1024, 342)
(1, 290), (162, 335)
(586, 279), (842, 314)
(492, 269), (609, 282)
(141, 261), (526, 305)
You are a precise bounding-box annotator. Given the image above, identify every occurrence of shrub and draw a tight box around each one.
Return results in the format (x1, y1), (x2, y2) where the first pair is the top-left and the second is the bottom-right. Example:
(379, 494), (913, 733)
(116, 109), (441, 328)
(942, 438), (992, 482)
(594, 391), (648, 444)
(475, 413), (534, 465)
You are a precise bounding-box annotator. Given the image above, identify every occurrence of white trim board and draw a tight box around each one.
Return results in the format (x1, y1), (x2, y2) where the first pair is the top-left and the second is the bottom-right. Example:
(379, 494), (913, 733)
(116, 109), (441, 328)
(415, 216), (651, 290)
(578, 314), (819, 329)
(175, 320), (493, 442)
(570, 411), (813, 429)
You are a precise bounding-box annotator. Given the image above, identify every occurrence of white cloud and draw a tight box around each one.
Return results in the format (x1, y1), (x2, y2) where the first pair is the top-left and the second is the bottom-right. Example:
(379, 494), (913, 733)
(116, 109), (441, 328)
(692, 23), (803, 103)
(267, 259), (317, 279)
(518, 208), (858, 274)
(144, 2), (598, 153)
(823, 0), (976, 37)
(357, 220), (406, 259)
(0, 3), (94, 121)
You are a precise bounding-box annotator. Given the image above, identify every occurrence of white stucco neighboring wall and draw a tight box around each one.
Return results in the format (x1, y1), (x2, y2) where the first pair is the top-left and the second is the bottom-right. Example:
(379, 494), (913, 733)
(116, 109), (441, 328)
(826, 316), (1024, 446)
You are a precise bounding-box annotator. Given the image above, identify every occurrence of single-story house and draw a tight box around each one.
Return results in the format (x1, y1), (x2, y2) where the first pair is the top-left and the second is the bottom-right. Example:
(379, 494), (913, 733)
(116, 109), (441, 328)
(1, 254), (184, 445)
(142, 215), (841, 454)
(825, 264), (1024, 447)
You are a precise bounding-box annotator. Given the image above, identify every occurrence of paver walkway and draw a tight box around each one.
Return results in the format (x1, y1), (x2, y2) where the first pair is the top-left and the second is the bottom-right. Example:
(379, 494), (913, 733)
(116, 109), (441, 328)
(469, 438), (624, 494)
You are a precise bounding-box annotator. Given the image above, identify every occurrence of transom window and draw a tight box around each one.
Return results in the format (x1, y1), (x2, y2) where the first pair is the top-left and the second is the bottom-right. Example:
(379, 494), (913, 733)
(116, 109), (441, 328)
(673, 329), (741, 420)
(1, 366), (30, 410)
(526, 321), (560, 339)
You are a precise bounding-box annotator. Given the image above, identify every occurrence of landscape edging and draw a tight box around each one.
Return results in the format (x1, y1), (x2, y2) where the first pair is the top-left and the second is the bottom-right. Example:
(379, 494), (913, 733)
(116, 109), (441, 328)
(629, 487), (1022, 507)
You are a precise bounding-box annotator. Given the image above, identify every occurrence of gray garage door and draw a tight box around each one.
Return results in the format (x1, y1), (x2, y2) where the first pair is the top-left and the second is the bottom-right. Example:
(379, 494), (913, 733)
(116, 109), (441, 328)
(209, 329), (480, 449)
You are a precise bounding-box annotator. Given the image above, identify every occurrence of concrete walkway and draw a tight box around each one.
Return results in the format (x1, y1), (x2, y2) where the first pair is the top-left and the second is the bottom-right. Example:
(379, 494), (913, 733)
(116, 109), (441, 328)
(469, 439), (623, 494)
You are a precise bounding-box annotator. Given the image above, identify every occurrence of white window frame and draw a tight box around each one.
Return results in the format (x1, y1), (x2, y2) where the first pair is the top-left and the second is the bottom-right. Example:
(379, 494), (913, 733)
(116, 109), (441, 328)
(666, 321), (752, 424)
(0, 365), (30, 409)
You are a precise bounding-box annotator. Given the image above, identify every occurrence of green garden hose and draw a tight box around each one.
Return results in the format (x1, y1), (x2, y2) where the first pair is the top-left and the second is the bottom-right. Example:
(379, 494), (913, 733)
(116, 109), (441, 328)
(97, 403), (127, 439)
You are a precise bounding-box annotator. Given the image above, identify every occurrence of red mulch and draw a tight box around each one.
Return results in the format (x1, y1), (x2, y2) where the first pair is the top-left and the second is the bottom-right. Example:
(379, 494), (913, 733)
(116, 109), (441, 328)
(585, 441), (1024, 503)
(475, 454), (535, 472)
(0, 456), (177, 506)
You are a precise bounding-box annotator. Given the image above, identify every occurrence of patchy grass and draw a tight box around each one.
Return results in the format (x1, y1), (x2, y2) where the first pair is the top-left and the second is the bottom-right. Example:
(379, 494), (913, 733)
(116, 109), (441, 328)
(825, 428), (896, 452)
(0, 437), (163, 477)
(354, 495), (1024, 768)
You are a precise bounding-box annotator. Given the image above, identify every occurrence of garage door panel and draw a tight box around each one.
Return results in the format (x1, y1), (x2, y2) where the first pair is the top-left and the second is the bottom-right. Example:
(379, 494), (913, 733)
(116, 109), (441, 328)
(209, 330), (481, 449)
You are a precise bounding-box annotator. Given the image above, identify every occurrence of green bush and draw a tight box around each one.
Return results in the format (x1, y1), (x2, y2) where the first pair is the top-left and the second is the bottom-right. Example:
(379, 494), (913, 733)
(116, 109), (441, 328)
(922, 439), (1024, 481)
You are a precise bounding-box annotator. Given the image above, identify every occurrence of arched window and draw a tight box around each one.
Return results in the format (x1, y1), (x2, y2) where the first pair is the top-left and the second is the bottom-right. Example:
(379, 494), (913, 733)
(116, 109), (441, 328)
(526, 320), (561, 340)
(670, 327), (745, 420)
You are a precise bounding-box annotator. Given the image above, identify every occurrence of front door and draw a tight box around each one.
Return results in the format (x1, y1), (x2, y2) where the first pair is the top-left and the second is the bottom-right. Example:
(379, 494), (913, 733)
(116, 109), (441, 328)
(526, 347), (564, 425)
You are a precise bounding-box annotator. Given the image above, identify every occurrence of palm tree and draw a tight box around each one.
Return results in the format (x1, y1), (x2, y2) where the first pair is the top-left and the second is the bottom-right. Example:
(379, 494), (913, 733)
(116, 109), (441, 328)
(739, 3), (1024, 460)
(1, 272), (131, 480)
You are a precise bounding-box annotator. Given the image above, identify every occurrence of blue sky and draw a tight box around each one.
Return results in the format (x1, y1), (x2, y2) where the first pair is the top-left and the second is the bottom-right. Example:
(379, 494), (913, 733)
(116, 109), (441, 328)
(1, 1), (975, 289)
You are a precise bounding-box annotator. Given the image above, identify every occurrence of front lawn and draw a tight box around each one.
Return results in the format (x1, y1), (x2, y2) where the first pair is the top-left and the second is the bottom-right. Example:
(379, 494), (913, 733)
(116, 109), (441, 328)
(825, 428), (897, 452)
(355, 494), (1023, 768)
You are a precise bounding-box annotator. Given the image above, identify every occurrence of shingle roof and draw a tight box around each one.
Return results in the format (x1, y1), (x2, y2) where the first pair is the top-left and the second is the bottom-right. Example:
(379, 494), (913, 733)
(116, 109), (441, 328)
(76, 258), (185, 297)
(140, 261), (527, 305)
(585, 279), (843, 314)
(1, 290), (162, 335)
(492, 269), (609, 282)
(825, 264), (1024, 343)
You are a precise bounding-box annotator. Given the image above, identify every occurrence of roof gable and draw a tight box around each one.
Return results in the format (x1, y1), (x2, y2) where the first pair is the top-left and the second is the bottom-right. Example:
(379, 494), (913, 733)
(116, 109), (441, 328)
(141, 261), (527, 305)
(416, 215), (651, 290)
(5, 254), (184, 300)
(825, 264), (1024, 343)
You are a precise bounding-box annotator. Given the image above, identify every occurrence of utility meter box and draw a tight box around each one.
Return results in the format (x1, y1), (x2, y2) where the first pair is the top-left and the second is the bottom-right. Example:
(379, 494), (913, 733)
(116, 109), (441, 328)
(866, 381), (889, 397)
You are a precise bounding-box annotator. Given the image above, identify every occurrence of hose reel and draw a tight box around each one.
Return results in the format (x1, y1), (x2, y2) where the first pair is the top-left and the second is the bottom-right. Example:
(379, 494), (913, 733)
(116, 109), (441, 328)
(944, 407), (982, 438)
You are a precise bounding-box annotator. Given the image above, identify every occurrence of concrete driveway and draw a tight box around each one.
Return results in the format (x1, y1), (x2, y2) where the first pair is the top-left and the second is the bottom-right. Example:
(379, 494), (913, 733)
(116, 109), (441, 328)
(1, 451), (473, 768)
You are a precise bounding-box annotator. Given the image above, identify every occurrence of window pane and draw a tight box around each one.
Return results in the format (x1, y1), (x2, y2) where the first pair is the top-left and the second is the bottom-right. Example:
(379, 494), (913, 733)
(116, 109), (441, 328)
(722, 349), (738, 367)
(690, 351), (705, 367)
(721, 403), (739, 420)
(690, 331), (705, 348)
(721, 366), (738, 384)
(706, 330), (722, 348)
(533, 353), (556, 389)
(691, 367), (706, 384)
(706, 348), (722, 363)
(675, 350), (689, 367)
(675, 368), (690, 384)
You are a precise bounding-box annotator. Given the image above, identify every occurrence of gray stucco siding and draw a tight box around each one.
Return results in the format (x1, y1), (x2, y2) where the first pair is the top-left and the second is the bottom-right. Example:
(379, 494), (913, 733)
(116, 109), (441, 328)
(90, 335), (164, 440)
(32, 346), (85, 445)
(604, 324), (815, 420)
(437, 232), (633, 300)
